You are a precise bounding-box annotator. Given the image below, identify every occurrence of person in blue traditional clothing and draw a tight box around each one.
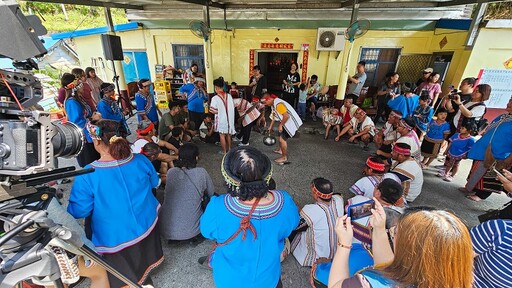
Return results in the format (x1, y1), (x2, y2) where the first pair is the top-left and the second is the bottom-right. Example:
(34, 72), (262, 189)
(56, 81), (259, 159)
(135, 78), (162, 129)
(386, 83), (419, 119)
(96, 83), (131, 135)
(177, 77), (209, 131)
(464, 96), (512, 202)
(412, 92), (434, 138)
(199, 146), (299, 288)
(61, 73), (100, 167)
(67, 119), (163, 287)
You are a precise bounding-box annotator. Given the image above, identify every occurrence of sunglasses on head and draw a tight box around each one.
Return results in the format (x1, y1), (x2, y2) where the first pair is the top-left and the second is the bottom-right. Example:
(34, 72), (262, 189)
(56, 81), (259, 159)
(423, 72), (430, 74)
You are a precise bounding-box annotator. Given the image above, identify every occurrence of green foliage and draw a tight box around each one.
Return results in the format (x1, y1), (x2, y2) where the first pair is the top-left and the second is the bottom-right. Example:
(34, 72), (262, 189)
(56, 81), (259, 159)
(485, 2), (512, 19)
(35, 66), (62, 89)
(17, 1), (128, 33)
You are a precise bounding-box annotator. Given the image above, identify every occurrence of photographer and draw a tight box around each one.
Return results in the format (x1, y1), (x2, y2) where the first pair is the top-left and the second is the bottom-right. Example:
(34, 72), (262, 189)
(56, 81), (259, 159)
(445, 83), (490, 134)
(441, 77), (476, 135)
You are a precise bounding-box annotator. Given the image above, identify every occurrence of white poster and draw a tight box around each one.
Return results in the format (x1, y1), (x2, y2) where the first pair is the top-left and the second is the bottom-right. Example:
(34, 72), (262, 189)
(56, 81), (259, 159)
(477, 69), (512, 109)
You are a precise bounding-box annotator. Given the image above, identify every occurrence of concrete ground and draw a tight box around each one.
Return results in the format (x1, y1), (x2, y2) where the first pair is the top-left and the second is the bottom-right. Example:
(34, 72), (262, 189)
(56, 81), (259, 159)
(61, 114), (510, 288)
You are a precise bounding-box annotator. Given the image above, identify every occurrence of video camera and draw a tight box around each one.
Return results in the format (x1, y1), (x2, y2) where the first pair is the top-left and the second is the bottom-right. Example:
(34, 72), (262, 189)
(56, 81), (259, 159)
(0, 2), (145, 287)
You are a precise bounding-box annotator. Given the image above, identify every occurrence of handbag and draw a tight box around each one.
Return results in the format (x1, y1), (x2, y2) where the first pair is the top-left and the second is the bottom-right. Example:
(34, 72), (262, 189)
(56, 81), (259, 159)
(181, 169), (210, 211)
(478, 200), (512, 223)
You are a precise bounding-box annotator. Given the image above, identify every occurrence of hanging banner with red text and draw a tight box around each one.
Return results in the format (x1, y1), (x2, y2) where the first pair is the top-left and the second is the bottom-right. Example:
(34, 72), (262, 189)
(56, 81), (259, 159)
(260, 43), (294, 49)
(301, 44), (309, 83)
(249, 49), (255, 78)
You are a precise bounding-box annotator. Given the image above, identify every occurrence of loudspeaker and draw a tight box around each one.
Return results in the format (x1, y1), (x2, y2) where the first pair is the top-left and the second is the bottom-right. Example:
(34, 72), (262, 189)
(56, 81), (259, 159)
(101, 34), (123, 61)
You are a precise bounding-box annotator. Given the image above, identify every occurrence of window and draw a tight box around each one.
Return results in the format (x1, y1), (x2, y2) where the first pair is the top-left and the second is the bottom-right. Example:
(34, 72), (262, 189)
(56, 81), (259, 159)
(172, 44), (205, 74)
(359, 48), (401, 87)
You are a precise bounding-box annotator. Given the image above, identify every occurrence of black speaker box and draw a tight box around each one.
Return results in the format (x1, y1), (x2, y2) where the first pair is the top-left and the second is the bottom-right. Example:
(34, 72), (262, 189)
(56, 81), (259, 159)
(101, 34), (124, 61)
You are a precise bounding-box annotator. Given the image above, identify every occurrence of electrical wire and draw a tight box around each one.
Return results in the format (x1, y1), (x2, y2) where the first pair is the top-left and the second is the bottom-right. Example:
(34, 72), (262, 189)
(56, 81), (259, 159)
(1, 72), (24, 110)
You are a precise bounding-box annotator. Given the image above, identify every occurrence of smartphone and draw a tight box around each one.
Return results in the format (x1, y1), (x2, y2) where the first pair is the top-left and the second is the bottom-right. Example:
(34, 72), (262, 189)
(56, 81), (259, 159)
(347, 199), (375, 221)
(493, 167), (505, 179)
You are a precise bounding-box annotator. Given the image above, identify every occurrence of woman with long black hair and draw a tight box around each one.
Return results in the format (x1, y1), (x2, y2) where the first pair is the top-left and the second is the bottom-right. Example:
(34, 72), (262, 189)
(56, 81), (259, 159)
(61, 73), (100, 167)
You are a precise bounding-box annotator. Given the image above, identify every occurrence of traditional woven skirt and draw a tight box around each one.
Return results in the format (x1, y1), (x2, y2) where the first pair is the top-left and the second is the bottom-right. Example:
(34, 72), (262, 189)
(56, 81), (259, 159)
(466, 160), (504, 194)
(420, 137), (443, 158)
(103, 226), (164, 288)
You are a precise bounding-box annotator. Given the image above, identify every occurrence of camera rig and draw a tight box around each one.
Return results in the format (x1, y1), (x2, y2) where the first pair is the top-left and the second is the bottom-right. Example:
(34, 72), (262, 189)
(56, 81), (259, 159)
(0, 1), (145, 287)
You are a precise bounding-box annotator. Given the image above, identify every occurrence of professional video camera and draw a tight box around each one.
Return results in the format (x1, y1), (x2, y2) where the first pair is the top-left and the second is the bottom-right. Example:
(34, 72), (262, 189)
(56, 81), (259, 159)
(0, 1), (145, 287)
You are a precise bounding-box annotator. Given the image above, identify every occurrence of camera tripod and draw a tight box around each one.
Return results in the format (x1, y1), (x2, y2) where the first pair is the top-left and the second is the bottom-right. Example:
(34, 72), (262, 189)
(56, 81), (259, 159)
(0, 189), (145, 288)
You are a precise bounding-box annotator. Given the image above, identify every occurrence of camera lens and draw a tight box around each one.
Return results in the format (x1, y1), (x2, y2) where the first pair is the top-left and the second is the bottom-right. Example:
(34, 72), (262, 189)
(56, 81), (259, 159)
(51, 121), (85, 158)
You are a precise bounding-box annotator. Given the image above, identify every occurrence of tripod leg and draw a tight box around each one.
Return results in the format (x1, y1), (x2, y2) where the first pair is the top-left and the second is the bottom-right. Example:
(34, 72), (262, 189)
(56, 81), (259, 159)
(77, 245), (142, 288)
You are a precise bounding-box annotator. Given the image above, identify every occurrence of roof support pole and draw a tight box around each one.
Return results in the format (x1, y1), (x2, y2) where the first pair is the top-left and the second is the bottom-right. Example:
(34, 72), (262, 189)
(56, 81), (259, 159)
(336, 0), (359, 100)
(465, 1), (488, 47)
(203, 2), (214, 94)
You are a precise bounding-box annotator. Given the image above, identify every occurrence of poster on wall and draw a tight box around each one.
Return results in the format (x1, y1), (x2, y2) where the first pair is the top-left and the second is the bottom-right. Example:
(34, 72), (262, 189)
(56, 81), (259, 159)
(476, 69), (512, 109)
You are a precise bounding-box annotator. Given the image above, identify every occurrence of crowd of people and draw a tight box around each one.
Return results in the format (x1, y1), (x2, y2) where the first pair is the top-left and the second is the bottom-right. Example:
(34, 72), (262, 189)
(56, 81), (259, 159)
(48, 61), (512, 288)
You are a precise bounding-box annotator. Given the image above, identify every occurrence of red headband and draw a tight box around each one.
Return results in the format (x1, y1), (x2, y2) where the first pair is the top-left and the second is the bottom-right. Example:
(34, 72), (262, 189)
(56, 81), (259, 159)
(252, 97), (260, 102)
(311, 183), (333, 200)
(137, 122), (154, 135)
(393, 144), (411, 156)
(366, 157), (385, 172)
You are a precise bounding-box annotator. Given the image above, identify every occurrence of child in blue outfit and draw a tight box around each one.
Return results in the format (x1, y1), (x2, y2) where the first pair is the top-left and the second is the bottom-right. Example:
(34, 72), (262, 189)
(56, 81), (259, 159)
(412, 93), (434, 137)
(420, 108), (451, 168)
(297, 83), (308, 120)
(438, 122), (476, 182)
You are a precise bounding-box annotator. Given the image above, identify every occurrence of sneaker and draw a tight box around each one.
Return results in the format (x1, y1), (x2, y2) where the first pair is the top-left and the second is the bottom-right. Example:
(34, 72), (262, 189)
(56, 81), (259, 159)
(443, 175), (454, 182)
(233, 136), (242, 142)
(238, 142), (249, 147)
(436, 171), (445, 178)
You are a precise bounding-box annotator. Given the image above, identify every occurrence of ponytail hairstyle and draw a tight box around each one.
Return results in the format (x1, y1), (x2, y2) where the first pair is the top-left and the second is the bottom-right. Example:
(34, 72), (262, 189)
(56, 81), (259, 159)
(88, 119), (130, 160)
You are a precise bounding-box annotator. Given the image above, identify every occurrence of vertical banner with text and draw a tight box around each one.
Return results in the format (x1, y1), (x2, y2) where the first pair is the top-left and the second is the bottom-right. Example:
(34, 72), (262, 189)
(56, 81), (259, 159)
(301, 44), (309, 83)
(249, 49), (255, 79)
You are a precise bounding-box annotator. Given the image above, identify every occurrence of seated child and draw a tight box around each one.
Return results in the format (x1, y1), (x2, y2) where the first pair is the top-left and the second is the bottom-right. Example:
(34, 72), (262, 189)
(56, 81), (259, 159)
(199, 113), (220, 144)
(412, 92), (434, 138)
(290, 178), (344, 267)
(229, 82), (239, 98)
(169, 126), (184, 150)
(437, 122), (476, 182)
(297, 83), (308, 120)
(420, 108), (451, 168)
(323, 107), (342, 140)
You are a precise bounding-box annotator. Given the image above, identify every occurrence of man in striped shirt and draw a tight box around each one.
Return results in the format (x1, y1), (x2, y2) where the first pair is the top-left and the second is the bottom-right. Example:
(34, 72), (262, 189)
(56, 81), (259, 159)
(471, 219), (512, 288)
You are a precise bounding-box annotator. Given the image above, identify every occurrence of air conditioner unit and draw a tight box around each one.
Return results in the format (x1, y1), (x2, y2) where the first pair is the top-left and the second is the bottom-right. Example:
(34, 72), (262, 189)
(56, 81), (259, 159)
(316, 28), (346, 51)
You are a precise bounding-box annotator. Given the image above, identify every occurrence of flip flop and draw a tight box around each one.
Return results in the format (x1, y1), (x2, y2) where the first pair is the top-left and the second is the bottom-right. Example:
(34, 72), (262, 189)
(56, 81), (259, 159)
(466, 195), (482, 202)
(275, 161), (291, 166)
(273, 150), (283, 155)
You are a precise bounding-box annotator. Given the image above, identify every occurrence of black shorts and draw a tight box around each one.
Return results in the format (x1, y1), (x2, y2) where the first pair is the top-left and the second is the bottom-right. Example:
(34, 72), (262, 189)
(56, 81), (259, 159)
(279, 129), (291, 140)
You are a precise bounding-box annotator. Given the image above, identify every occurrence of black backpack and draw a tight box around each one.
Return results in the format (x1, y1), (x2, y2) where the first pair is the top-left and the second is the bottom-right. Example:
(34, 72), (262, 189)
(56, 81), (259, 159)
(461, 102), (488, 135)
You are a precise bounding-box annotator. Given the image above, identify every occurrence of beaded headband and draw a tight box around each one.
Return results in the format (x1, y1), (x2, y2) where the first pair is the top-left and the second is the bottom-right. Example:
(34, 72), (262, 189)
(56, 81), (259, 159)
(366, 157), (385, 172)
(221, 151), (273, 192)
(393, 144), (411, 156)
(101, 84), (115, 93)
(400, 119), (414, 130)
(389, 111), (402, 119)
(356, 108), (366, 116)
(65, 79), (83, 91)
(311, 183), (333, 200)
